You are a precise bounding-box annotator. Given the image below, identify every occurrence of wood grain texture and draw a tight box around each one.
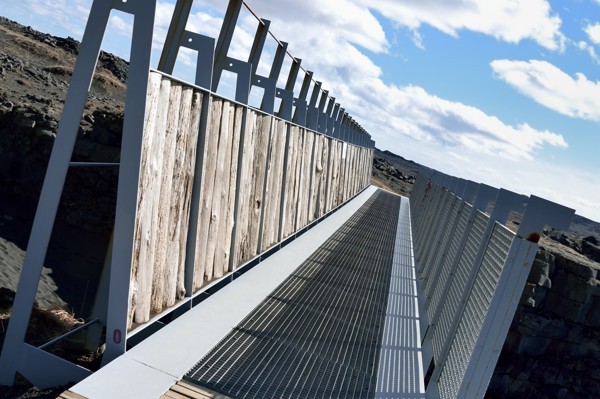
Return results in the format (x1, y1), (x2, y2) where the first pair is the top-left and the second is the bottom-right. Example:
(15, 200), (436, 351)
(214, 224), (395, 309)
(317, 135), (330, 217)
(133, 76), (171, 324)
(129, 75), (373, 326)
(232, 109), (257, 267)
(204, 102), (232, 281)
(296, 129), (314, 230)
(193, 97), (222, 291)
(327, 140), (340, 211)
(58, 391), (88, 399)
(161, 87), (201, 308)
(221, 104), (243, 275)
(308, 133), (322, 223)
(129, 71), (161, 326)
(174, 91), (202, 301)
(151, 82), (182, 313)
(261, 118), (287, 251)
(282, 125), (302, 238)
(247, 114), (272, 257)
(337, 142), (347, 209)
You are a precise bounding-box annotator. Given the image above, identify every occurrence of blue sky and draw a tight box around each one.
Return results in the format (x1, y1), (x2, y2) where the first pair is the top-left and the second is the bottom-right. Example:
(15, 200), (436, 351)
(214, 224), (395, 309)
(1, 0), (599, 222)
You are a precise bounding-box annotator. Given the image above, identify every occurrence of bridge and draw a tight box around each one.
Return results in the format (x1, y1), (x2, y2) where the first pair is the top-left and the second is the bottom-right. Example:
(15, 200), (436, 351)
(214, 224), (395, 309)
(0, 0), (574, 398)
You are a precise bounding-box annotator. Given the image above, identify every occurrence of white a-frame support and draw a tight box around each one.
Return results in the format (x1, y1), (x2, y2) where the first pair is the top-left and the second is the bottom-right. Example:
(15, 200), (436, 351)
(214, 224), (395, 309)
(0, 0), (156, 387)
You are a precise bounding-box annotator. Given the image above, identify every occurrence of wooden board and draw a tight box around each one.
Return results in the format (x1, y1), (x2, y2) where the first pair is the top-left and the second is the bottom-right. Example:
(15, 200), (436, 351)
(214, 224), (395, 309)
(204, 102), (233, 281)
(260, 118), (287, 251)
(173, 91), (203, 302)
(296, 129), (314, 229)
(220, 104), (244, 275)
(232, 109), (257, 267)
(58, 391), (88, 399)
(151, 82), (183, 313)
(163, 380), (232, 398)
(193, 97), (223, 291)
(317, 136), (330, 217)
(247, 114), (272, 257)
(308, 134), (322, 223)
(161, 87), (201, 308)
(132, 75), (171, 324)
(282, 125), (302, 238)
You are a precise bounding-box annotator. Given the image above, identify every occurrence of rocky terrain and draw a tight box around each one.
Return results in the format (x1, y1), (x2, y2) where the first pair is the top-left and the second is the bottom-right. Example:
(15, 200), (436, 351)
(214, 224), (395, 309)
(1, 15), (600, 398)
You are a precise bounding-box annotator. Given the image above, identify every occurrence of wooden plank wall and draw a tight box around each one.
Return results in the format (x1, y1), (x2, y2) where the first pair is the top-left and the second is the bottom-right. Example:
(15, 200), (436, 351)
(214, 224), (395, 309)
(130, 72), (202, 325)
(128, 74), (374, 326)
(281, 125), (303, 239)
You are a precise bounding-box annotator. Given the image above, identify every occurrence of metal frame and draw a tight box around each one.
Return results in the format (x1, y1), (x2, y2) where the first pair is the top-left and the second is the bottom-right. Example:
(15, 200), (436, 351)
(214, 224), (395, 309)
(410, 172), (575, 399)
(0, 0), (376, 388)
(0, 0), (156, 387)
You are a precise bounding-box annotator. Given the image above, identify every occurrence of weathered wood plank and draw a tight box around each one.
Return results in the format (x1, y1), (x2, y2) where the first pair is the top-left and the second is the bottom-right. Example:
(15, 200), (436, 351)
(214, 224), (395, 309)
(282, 125), (302, 238)
(271, 119), (287, 244)
(221, 104), (243, 275)
(337, 142), (347, 208)
(193, 97), (223, 291)
(247, 114), (272, 256)
(318, 136), (330, 217)
(129, 71), (162, 326)
(233, 110), (257, 267)
(259, 118), (278, 251)
(174, 91), (202, 301)
(211, 102), (241, 278)
(177, 380), (232, 398)
(134, 76), (171, 324)
(328, 140), (340, 211)
(261, 118), (287, 251)
(296, 129), (314, 229)
(205, 102), (232, 281)
(151, 82), (182, 313)
(290, 126), (303, 234)
(161, 86), (198, 308)
(308, 134), (323, 222)
(59, 391), (88, 399)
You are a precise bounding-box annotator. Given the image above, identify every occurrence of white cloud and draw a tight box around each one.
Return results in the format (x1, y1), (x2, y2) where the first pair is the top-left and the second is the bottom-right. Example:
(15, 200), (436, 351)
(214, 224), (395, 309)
(491, 59), (600, 121)
(585, 22), (600, 45)
(7, 0), (92, 38)
(576, 40), (600, 64)
(165, 1), (567, 163)
(241, 0), (389, 54)
(399, 137), (600, 222)
(354, 0), (566, 51)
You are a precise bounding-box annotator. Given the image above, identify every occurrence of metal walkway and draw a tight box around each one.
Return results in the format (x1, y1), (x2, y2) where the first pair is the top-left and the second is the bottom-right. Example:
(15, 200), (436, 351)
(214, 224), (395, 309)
(185, 190), (401, 398)
(69, 187), (421, 399)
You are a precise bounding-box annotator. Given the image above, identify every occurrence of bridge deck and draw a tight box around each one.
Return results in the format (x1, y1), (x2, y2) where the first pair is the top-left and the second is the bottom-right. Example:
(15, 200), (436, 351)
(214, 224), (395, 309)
(70, 186), (422, 399)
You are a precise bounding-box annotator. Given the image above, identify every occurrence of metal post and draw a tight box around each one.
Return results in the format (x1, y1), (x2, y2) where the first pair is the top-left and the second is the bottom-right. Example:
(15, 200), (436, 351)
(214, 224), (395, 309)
(293, 71), (312, 125)
(158, 0), (193, 73)
(280, 58), (301, 117)
(103, 0), (156, 366)
(212, 0), (243, 90)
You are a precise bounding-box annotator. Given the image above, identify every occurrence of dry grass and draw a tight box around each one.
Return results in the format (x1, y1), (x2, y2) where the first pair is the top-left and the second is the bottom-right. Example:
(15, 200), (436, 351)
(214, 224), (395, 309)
(0, 25), (68, 63)
(94, 71), (127, 91)
(44, 65), (72, 76)
(0, 306), (83, 346)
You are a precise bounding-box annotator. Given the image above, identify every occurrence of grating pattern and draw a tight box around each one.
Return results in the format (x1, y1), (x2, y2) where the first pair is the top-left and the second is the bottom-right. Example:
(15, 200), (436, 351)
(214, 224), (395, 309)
(425, 203), (471, 320)
(376, 196), (425, 398)
(437, 222), (514, 399)
(422, 197), (460, 297)
(419, 193), (453, 281)
(185, 190), (401, 399)
(431, 211), (488, 360)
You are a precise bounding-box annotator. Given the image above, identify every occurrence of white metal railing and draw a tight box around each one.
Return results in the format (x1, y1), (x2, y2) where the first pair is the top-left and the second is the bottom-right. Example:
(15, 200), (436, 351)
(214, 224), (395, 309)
(410, 167), (574, 399)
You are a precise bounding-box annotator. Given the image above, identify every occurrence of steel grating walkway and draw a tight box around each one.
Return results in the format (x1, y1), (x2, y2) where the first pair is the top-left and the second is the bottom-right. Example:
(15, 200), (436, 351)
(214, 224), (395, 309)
(184, 190), (402, 398)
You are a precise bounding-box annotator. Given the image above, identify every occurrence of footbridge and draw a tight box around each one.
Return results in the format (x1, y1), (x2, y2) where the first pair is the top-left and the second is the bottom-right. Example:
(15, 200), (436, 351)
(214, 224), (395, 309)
(0, 0), (574, 398)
